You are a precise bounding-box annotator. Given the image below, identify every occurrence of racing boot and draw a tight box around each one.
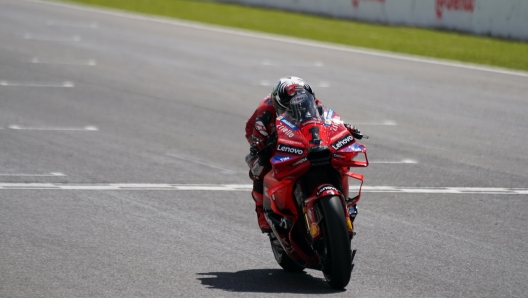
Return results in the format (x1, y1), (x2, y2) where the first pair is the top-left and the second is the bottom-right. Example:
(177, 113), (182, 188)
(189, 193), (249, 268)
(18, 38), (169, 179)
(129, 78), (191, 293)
(252, 190), (272, 233)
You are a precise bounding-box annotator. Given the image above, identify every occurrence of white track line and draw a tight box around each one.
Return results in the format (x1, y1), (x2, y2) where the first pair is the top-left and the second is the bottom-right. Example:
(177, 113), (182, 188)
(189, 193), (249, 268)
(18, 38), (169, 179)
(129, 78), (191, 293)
(30, 57), (97, 66)
(260, 81), (329, 87)
(8, 125), (98, 131)
(0, 183), (526, 194)
(23, 33), (81, 42)
(25, 0), (528, 78)
(0, 81), (74, 87)
(0, 172), (65, 177)
(46, 20), (98, 28)
(261, 61), (324, 67)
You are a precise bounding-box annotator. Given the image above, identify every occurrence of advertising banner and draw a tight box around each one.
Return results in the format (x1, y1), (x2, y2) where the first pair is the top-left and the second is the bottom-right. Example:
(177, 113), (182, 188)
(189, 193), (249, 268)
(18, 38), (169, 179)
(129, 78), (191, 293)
(213, 0), (528, 41)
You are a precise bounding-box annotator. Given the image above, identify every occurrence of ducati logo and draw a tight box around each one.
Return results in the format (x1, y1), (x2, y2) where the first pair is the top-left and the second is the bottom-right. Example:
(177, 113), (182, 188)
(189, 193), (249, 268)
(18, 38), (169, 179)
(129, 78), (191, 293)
(316, 185), (338, 196)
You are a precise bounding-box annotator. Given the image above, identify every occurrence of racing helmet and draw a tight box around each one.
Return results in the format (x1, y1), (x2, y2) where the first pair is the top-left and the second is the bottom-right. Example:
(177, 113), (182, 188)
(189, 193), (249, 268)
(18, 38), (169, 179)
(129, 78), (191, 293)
(271, 76), (314, 116)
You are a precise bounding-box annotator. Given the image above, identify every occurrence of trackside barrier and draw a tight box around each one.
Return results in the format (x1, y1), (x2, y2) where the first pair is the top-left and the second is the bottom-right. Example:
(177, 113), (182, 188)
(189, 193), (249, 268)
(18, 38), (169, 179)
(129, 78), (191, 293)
(212, 0), (528, 41)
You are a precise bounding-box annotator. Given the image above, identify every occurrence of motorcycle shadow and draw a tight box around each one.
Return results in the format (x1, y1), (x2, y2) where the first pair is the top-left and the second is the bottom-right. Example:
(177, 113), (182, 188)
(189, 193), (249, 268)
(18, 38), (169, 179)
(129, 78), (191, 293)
(197, 269), (345, 294)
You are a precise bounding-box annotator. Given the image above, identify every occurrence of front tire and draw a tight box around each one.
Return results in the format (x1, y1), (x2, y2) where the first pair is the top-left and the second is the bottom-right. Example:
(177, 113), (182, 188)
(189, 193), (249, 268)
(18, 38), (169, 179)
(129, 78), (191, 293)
(319, 196), (352, 289)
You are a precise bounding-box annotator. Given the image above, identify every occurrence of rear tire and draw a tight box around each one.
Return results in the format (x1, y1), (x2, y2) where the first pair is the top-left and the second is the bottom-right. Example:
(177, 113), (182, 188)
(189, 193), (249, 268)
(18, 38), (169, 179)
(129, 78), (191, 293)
(269, 234), (304, 272)
(319, 196), (352, 289)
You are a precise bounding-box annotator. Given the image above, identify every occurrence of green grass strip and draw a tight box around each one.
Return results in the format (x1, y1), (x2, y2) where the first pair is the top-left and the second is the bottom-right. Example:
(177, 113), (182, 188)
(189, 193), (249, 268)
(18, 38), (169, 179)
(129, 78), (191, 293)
(60, 0), (528, 72)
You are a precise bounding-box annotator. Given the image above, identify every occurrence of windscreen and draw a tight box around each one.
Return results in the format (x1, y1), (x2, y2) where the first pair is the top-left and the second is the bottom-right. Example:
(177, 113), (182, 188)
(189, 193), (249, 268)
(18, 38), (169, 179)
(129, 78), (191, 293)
(289, 92), (321, 124)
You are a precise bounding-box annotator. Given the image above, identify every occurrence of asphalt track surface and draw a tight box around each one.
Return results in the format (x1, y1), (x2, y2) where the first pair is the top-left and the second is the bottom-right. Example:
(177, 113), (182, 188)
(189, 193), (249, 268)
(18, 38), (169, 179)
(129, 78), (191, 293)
(0, 0), (527, 297)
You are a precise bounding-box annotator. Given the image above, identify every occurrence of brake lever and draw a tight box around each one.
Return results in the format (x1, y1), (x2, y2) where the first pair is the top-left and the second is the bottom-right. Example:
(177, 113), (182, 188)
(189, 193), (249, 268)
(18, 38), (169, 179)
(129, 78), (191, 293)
(352, 132), (369, 140)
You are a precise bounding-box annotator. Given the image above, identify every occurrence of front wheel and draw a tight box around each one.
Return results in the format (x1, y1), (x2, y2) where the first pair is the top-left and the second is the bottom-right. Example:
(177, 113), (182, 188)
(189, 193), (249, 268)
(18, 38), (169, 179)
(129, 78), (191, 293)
(319, 196), (352, 289)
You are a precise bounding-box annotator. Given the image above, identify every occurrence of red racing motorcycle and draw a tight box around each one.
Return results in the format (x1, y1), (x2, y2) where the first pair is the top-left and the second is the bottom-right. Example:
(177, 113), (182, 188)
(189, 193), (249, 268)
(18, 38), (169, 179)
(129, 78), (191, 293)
(259, 94), (368, 289)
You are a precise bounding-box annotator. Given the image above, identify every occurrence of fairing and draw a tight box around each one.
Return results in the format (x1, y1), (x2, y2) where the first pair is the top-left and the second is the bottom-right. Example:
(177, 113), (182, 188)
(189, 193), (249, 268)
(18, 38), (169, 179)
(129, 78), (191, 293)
(263, 108), (368, 269)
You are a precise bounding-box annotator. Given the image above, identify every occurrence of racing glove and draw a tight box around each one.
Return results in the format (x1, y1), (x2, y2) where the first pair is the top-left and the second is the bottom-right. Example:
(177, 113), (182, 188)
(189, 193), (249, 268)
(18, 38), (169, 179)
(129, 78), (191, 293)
(250, 138), (266, 156)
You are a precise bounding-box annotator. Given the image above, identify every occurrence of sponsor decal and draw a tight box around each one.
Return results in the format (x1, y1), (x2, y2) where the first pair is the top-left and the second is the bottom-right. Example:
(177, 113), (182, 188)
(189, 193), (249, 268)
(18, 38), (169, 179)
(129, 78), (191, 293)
(255, 120), (268, 137)
(279, 138), (304, 147)
(277, 144), (304, 156)
(291, 157), (307, 167)
(316, 185), (339, 196)
(301, 119), (321, 126)
(350, 143), (364, 152)
(325, 109), (334, 121)
(341, 143), (365, 153)
(352, 0), (385, 8)
(277, 123), (295, 138)
(272, 155), (291, 164)
(280, 118), (297, 130)
(332, 134), (354, 150)
(435, 0), (475, 18)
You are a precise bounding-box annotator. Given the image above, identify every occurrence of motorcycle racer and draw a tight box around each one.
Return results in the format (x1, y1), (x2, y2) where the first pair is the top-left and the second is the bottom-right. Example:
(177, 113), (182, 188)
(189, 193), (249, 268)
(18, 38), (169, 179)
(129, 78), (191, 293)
(245, 76), (363, 233)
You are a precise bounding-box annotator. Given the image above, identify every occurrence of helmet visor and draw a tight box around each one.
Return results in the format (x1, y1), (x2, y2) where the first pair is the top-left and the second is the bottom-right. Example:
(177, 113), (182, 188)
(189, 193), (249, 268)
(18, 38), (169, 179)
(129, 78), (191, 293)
(289, 92), (320, 124)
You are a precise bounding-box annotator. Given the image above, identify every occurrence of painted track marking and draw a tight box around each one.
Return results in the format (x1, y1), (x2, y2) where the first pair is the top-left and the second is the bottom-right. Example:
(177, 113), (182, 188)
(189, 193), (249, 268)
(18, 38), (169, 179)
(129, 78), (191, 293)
(31, 57), (97, 66)
(0, 183), (526, 194)
(262, 60), (324, 67)
(260, 81), (329, 87)
(0, 81), (74, 87)
(8, 125), (98, 131)
(23, 33), (81, 42)
(0, 172), (65, 177)
(46, 20), (98, 28)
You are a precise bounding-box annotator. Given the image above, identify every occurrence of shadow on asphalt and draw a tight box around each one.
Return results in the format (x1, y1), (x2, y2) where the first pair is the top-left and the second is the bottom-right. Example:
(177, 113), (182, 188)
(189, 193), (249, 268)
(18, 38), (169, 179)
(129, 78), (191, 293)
(197, 269), (345, 294)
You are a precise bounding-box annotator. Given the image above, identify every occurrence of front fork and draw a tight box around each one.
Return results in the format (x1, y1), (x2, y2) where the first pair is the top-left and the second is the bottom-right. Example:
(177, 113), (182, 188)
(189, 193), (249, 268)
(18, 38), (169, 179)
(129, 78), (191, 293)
(346, 203), (358, 239)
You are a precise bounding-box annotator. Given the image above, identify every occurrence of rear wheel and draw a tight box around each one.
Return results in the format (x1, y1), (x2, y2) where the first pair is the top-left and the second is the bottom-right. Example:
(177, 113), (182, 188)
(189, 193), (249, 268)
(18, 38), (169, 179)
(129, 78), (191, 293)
(319, 196), (352, 289)
(269, 234), (304, 272)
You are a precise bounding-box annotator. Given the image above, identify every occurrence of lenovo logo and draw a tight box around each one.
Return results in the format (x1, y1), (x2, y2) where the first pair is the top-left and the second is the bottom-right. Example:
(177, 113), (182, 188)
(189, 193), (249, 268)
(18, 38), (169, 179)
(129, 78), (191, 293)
(277, 144), (304, 156)
(332, 135), (353, 150)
